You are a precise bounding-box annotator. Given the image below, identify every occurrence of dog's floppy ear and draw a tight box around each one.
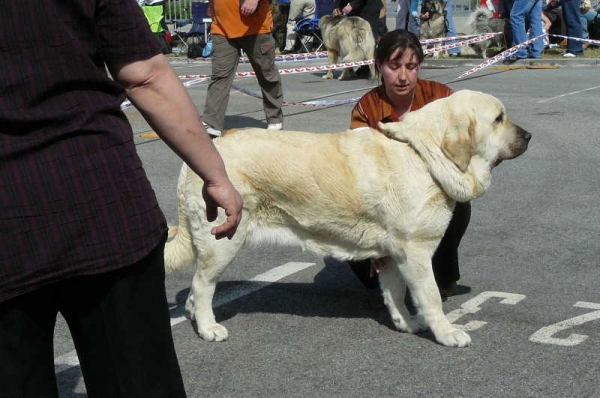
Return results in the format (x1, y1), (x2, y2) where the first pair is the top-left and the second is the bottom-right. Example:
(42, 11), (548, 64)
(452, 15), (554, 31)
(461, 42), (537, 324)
(441, 110), (475, 172)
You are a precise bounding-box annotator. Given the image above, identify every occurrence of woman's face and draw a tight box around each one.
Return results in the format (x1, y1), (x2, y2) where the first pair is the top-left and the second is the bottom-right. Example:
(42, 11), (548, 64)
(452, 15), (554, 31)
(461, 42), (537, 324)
(378, 48), (421, 99)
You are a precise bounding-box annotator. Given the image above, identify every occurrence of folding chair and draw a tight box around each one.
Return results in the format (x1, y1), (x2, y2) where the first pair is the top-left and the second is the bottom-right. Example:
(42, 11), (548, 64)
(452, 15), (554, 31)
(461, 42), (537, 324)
(294, 0), (336, 52)
(168, 1), (211, 54)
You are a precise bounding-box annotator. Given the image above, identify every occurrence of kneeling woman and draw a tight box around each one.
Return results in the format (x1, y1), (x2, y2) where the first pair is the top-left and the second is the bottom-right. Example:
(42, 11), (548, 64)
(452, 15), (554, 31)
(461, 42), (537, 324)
(347, 29), (471, 298)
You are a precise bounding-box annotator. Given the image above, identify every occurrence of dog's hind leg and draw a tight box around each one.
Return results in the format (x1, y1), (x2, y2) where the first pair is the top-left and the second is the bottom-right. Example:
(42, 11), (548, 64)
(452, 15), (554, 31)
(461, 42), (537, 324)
(338, 50), (363, 80)
(323, 49), (338, 79)
(187, 216), (248, 342)
(368, 63), (376, 80)
(398, 243), (471, 347)
(378, 257), (426, 334)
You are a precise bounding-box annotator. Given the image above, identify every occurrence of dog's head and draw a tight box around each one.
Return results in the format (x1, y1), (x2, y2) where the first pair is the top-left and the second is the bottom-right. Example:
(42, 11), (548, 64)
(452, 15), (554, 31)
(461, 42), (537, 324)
(439, 90), (530, 170)
(379, 90), (531, 172)
(421, 0), (444, 19)
(318, 15), (343, 30)
(378, 90), (530, 201)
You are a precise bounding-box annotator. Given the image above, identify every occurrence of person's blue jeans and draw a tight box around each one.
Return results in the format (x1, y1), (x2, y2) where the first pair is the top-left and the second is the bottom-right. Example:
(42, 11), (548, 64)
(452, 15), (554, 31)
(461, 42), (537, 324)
(580, 13), (589, 39)
(561, 0), (584, 54)
(511, 0), (544, 58)
(395, 0), (419, 35)
(581, 9), (599, 39)
(445, 0), (461, 55)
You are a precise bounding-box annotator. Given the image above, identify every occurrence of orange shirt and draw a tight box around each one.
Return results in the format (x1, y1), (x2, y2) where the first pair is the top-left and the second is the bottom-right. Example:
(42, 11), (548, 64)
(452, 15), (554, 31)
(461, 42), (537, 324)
(349, 79), (453, 130)
(210, 0), (273, 39)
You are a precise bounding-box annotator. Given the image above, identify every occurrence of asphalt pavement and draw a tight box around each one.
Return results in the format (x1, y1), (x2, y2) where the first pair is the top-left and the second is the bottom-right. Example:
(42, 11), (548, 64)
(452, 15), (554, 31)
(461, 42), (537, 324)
(52, 53), (600, 397)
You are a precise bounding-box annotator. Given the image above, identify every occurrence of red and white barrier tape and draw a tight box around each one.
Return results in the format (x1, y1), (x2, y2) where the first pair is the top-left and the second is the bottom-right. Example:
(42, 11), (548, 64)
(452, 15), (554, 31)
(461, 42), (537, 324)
(232, 83), (361, 107)
(168, 34), (499, 65)
(548, 34), (600, 47)
(168, 51), (330, 65)
(456, 33), (546, 79)
(420, 32), (501, 46)
(423, 32), (501, 55)
(128, 32), (584, 110)
(177, 59), (373, 80)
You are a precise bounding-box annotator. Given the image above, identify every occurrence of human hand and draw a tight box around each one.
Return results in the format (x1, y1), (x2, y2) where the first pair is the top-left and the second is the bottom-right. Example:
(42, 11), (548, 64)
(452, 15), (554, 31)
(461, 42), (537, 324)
(202, 180), (243, 240)
(420, 12), (430, 19)
(240, 0), (260, 16)
(342, 3), (353, 14)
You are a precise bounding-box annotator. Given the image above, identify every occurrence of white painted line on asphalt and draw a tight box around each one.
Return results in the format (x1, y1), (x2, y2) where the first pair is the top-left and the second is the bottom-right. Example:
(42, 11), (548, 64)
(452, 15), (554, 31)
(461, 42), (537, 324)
(537, 84), (600, 103)
(170, 261), (317, 326)
(54, 261), (316, 375)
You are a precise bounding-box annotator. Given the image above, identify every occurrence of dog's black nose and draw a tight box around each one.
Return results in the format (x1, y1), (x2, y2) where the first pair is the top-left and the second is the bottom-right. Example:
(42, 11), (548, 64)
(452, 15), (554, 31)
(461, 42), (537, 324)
(517, 125), (531, 142)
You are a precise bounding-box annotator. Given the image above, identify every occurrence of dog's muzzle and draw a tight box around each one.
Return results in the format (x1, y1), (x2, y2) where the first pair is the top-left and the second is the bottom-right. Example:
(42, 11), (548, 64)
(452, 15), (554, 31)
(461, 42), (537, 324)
(508, 124), (532, 160)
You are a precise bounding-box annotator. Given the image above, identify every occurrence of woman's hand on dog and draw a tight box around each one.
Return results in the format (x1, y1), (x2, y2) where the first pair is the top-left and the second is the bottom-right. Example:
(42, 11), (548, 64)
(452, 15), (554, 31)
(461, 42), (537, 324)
(202, 181), (244, 240)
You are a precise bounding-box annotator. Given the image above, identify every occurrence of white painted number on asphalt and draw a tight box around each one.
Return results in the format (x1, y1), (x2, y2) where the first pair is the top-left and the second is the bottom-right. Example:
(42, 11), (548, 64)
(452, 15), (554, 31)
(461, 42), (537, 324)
(446, 291), (527, 331)
(529, 301), (600, 346)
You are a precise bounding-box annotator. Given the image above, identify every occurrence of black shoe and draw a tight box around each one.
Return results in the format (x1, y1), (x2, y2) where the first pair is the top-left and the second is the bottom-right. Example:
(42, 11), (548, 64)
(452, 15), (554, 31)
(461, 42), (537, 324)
(281, 49), (296, 55)
(439, 282), (472, 298)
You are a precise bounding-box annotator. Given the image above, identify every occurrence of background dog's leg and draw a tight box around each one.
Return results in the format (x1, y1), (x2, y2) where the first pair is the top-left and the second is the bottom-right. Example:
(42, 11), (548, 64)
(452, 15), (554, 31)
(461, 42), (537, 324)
(338, 49), (363, 80)
(368, 63), (376, 80)
(188, 227), (247, 342)
(323, 49), (338, 79)
(399, 243), (472, 347)
(378, 259), (426, 334)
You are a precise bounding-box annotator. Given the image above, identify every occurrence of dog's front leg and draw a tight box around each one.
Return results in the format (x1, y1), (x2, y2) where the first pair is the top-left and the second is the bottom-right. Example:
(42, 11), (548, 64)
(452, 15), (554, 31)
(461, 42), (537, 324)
(399, 244), (471, 347)
(323, 49), (337, 79)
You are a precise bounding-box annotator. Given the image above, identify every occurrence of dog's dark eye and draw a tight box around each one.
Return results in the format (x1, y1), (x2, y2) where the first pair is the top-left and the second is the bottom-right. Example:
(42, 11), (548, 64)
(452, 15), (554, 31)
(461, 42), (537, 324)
(495, 112), (504, 123)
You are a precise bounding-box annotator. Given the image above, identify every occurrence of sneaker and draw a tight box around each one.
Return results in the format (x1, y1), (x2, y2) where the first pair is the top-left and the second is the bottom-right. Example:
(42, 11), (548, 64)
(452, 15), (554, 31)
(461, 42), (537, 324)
(562, 52), (576, 58)
(503, 55), (521, 64)
(202, 121), (222, 138)
(267, 122), (282, 130)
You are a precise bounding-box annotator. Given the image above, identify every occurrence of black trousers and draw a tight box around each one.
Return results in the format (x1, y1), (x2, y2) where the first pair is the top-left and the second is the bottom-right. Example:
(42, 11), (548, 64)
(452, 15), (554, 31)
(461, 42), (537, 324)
(348, 201), (472, 289)
(0, 235), (186, 398)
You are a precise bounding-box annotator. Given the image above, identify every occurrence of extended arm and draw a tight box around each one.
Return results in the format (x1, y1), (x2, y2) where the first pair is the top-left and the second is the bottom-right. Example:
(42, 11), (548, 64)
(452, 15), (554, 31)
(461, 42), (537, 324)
(107, 54), (243, 239)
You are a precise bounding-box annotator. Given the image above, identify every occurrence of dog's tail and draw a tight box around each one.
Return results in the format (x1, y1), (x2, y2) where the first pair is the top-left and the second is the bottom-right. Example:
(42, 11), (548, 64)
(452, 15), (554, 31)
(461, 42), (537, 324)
(164, 165), (196, 273)
(352, 27), (368, 44)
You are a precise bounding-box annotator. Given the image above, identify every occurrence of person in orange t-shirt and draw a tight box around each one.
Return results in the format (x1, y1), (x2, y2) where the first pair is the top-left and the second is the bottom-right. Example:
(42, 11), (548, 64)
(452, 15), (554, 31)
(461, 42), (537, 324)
(202, 0), (284, 137)
(347, 29), (471, 301)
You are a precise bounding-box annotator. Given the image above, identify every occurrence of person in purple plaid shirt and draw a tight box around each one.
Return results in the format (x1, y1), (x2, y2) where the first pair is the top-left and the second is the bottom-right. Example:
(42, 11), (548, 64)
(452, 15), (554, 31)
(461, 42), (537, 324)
(0, 1), (243, 396)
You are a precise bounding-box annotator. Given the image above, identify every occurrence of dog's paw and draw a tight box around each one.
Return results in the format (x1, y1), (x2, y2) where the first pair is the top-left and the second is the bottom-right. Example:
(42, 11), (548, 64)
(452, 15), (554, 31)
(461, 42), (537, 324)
(197, 323), (229, 342)
(435, 328), (471, 348)
(322, 72), (333, 79)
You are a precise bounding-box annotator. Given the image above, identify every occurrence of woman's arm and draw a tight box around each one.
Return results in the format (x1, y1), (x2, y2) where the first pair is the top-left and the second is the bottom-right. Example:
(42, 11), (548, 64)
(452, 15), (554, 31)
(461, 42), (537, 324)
(106, 54), (243, 240)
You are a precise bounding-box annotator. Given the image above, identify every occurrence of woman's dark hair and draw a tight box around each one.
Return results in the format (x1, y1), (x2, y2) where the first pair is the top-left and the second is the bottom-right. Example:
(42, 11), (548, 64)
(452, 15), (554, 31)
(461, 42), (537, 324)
(375, 29), (424, 67)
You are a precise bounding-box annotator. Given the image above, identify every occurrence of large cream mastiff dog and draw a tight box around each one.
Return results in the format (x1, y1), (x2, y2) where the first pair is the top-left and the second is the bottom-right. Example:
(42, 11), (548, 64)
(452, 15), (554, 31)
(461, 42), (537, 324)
(166, 90), (531, 347)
